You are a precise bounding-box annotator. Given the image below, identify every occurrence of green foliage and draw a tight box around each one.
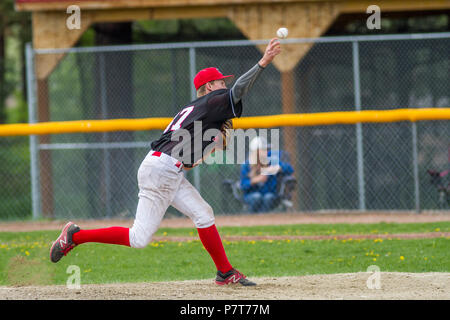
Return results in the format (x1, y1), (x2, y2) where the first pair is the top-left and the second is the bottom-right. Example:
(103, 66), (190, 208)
(0, 137), (31, 220)
(132, 18), (245, 43)
(5, 90), (27, 123)
(0, 0), (31, 124)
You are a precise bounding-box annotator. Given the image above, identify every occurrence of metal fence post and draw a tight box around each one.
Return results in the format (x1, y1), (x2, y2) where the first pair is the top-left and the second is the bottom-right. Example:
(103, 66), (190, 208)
(99, 53), (112, 218)
(352, 41), (366, 211)
(26, 43), (41, 219)
(411, 122), (421, 212)
(189, 47), (201, 192)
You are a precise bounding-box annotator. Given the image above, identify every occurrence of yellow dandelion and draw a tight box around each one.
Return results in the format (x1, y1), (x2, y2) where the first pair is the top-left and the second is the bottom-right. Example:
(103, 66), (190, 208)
(435, 228), (440, 232)
(25, 251), (30, 256)
(373, 258), (377, 262)
(424, 257), (428, 261)
(162, 232), (167, 236)
(400, 256), (405, 261)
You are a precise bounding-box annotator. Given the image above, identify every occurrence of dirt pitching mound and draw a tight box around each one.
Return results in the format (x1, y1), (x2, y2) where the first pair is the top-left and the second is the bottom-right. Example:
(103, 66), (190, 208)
(1, 272), (448, 300)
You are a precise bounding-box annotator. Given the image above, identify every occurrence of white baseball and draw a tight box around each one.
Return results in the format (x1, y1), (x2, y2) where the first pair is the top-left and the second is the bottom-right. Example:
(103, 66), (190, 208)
(276, 27), (288, 39)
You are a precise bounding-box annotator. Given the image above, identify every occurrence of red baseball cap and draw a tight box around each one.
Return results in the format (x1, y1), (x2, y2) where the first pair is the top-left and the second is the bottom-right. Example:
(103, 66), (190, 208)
(193, 67), (234, 90)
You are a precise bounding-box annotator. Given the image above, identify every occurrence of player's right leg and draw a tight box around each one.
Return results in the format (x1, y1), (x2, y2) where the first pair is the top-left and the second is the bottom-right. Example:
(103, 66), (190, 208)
(171, 176), (256, 286)
(50, 154), (183, 262)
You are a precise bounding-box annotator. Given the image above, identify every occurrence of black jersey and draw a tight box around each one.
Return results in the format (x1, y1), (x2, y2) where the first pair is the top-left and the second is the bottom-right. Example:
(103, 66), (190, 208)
(150, 88), (242, 166)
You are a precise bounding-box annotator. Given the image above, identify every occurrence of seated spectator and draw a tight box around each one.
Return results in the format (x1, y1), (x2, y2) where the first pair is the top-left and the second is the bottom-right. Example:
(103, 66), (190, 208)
(240, 137), (294, 213)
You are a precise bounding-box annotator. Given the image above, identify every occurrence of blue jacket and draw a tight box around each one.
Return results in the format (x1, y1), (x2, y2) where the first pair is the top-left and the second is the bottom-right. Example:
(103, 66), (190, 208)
(240, 150), (294, 196)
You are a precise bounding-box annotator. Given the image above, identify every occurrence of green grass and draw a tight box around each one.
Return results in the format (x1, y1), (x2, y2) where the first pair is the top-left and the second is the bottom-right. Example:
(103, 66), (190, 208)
(155, 221), (450, 237)
(0, 222), (448, 286)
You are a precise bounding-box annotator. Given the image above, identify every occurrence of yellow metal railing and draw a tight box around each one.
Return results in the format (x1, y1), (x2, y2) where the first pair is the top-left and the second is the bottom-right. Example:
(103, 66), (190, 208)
(0, 108), (449, 136)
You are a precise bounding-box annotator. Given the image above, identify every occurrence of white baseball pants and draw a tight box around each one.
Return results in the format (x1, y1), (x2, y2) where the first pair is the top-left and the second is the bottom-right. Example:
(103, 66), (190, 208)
(129, 151), (215, 248)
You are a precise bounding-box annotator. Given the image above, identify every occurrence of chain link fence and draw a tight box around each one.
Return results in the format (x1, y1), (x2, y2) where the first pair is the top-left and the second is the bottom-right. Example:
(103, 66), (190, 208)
(1, 33), (449, 221)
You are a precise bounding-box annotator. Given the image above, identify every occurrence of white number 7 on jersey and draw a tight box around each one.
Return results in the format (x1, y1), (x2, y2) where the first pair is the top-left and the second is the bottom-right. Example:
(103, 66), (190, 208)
(163, 106), (194, 133)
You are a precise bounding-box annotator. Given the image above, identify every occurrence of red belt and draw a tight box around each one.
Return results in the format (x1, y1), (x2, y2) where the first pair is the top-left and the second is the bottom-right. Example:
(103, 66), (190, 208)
(152, 151), (182, 168)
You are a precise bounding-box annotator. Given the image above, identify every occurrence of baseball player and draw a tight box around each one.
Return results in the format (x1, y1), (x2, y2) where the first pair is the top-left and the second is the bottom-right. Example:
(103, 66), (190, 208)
(50, 38), (281, 286)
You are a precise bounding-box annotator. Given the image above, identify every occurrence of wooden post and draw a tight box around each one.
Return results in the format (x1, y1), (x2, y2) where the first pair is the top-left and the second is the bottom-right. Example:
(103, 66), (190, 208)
(36, 78), (53, 218)
(281, 70), (300, 209)
(32, 11), (92, 219)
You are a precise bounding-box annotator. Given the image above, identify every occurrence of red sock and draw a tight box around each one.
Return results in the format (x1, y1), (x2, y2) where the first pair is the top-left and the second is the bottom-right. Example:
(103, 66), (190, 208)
(197, 224), (232, 273)
(72, 227), (130, 247)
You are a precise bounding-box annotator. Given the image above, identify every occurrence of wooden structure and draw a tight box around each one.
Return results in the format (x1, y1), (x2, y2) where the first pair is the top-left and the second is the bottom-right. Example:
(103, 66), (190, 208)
(17, 0), (450, 79)
(16, 0), (450, 215)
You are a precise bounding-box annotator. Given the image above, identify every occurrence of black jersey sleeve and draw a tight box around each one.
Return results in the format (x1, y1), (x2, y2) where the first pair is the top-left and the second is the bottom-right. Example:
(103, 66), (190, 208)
(206, 89), (243, 122)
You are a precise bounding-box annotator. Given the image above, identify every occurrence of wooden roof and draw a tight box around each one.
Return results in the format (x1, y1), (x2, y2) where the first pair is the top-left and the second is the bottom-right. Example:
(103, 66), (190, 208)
(16, 0), (450, 13)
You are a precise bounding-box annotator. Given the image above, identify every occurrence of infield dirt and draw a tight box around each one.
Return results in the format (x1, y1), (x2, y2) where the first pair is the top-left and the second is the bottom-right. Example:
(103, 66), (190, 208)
(1, 272), (449, 300)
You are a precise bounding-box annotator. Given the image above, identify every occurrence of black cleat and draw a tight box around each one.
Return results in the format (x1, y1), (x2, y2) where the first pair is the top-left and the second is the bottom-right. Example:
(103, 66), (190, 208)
(215, 268), (257, 286)
(49, 222), (80, 263)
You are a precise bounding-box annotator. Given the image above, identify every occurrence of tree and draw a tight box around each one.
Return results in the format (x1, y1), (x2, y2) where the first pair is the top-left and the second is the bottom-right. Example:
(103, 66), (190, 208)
(0, 0), (31, 123)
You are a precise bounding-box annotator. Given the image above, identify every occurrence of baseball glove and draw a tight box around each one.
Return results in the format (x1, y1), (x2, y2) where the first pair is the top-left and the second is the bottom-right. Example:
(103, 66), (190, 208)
(219, 119), (233, 150)
(183, 119), (233, 170)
